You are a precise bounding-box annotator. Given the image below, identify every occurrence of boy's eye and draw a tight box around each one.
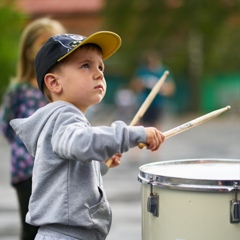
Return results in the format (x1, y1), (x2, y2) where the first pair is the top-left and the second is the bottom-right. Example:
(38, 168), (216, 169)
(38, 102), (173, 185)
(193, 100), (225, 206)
(81, 63), (89, 68)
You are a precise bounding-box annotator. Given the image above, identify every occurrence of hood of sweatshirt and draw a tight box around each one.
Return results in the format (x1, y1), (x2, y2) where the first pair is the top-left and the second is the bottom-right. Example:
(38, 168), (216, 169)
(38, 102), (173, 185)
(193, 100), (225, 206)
(10, 101), (86, 157)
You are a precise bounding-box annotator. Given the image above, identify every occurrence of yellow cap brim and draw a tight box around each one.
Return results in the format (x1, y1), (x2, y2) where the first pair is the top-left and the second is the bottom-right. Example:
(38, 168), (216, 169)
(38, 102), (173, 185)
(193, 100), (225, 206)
(58, 31), (122, 62)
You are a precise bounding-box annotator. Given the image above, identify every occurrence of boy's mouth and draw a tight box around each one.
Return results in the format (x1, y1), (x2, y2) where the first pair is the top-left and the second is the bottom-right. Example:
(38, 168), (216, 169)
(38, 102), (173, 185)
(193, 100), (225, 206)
(94, 84), (104, 91)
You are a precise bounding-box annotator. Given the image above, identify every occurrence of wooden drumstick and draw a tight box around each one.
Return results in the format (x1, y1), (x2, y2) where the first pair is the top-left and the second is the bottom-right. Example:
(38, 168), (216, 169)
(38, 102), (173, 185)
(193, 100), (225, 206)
(105, 70), (169, 167)
(138, 105), (231, 149)
(129, 70), (169, 126)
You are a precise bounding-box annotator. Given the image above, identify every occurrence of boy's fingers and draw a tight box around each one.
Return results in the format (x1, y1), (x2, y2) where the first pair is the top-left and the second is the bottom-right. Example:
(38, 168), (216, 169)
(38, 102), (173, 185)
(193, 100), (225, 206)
(147, 131), (165, 151)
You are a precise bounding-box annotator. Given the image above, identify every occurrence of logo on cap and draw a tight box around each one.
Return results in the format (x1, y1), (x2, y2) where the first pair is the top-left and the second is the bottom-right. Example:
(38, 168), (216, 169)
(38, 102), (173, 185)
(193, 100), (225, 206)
(69, 41), (82, 48)
(53, 34), (86, 52)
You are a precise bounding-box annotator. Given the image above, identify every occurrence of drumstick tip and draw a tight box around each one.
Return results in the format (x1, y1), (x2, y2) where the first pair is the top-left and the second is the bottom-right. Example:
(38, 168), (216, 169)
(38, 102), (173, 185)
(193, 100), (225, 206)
(226, 105), (231, 110)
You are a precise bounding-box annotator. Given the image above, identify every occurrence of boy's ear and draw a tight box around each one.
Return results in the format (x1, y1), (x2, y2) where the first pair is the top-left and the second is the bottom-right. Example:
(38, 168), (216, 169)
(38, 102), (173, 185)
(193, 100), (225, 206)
(44, 73), (62, 94)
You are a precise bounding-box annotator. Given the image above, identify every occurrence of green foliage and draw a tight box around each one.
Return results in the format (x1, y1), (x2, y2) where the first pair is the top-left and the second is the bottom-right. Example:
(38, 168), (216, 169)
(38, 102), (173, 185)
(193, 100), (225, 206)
(103, 1), (240, 111)
(103, 0), (240, 78)
(0, 4), (25, 99)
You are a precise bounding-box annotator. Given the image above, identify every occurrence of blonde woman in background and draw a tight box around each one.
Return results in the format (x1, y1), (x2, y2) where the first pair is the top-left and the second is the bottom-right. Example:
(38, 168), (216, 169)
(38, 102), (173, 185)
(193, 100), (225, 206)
(0, 18), (66, 240)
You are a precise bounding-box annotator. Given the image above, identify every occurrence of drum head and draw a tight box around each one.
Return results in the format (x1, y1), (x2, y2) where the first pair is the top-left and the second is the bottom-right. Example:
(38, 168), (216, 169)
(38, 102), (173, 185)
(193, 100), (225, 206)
(138, 158), (240, 192)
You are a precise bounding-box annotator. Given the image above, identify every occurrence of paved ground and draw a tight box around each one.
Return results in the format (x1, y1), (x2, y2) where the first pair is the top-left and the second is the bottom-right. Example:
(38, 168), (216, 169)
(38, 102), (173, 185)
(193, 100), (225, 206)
(0, 112), (239, 240)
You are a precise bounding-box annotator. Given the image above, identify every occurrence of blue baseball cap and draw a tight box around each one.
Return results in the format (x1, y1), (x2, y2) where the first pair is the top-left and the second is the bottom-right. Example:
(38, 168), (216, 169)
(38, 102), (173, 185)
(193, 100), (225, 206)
(35, 31), (122, 93)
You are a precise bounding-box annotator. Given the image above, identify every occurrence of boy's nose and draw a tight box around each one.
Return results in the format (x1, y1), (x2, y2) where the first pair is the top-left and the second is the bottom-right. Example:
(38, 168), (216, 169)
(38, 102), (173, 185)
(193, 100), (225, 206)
(94, 69), (104, 80)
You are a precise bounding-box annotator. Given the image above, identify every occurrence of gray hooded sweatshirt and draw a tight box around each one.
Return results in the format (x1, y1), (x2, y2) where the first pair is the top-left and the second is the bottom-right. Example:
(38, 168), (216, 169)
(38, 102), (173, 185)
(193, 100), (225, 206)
(10, 101), (146, 240)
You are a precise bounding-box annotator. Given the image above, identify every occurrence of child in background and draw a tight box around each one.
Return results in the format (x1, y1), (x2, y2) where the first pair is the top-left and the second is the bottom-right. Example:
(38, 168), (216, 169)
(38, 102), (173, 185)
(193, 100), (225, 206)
(131, 50), (175, 128)
(0, 18), (66, 240)
(10, 31), (165, 240)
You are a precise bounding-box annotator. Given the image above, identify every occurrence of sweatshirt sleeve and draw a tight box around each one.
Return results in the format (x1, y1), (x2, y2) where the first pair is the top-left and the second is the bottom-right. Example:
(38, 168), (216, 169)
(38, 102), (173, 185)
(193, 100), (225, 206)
(51, 107), (146, 164)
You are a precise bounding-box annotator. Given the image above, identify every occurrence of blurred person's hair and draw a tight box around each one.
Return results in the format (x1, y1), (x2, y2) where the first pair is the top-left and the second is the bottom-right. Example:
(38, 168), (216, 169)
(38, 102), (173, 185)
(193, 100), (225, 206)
(14, 17), (66, 83)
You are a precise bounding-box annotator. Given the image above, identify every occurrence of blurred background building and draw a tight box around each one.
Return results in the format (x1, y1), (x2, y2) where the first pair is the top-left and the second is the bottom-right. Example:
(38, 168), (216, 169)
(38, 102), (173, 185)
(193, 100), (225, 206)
(15, 0), (104, 35)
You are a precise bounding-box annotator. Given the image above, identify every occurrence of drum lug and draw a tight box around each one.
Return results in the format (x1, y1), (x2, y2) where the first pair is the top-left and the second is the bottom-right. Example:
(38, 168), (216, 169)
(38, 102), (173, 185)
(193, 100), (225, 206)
(230, 182), (240, 224)
(147, 179), (159, 217)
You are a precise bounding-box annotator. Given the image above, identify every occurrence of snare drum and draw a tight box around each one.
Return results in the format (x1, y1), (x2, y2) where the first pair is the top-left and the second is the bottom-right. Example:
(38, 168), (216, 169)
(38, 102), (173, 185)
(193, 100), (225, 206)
(138, 159), (240, 240)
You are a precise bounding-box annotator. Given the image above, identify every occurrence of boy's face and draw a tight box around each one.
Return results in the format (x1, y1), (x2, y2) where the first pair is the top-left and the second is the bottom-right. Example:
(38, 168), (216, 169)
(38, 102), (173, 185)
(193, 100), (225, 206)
(54, 46), (106, 112)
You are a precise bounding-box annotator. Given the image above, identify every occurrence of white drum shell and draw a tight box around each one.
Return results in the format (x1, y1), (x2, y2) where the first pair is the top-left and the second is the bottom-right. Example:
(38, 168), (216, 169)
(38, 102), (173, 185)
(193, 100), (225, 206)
(139, 159), (240, 240)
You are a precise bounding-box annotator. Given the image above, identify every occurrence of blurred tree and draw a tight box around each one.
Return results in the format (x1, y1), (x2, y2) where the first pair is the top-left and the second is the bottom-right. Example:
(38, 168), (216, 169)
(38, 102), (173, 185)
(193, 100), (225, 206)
(103, 0), (240, 111)
(0, 2), (25, 100)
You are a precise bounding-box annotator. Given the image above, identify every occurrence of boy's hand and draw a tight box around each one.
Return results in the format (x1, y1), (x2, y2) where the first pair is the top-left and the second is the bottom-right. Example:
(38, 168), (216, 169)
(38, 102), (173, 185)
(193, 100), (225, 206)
(144, 127), (165, 151)
(105, 153), (122, 168)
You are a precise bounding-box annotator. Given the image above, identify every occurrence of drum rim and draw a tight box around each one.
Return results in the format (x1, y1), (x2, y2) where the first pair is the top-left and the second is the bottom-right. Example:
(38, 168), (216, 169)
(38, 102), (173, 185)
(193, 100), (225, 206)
(138, 158), (240, 192)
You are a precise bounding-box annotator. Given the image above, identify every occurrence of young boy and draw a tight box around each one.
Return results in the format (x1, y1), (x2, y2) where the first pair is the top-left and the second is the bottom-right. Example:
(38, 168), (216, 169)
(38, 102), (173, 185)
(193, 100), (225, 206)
(10, 31), (165, 240)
